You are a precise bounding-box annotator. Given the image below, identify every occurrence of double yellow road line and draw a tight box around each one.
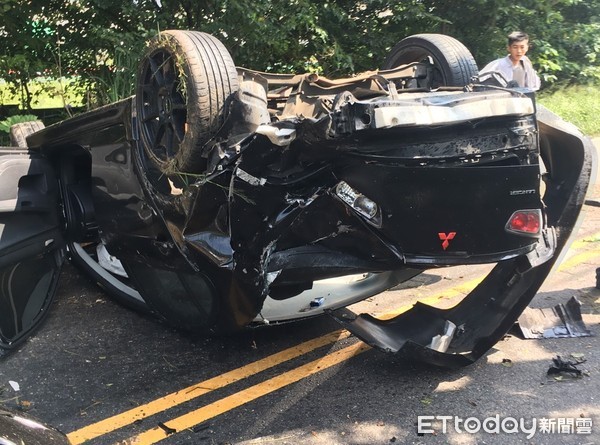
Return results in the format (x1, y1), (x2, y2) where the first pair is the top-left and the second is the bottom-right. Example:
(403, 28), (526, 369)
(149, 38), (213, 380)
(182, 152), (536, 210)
(67, 330), (354, 444)
(67, 232), (600, 445)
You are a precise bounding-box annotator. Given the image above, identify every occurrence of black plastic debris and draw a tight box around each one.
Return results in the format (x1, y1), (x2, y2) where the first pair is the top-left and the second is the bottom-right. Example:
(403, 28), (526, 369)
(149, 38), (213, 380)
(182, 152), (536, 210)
(547, 356), (583, 379)
(157, 422), (177, 435)
(516, 297), (592, 339)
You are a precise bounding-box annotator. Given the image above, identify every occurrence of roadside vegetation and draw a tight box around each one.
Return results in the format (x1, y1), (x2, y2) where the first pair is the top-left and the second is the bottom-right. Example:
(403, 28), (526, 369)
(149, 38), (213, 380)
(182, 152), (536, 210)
(0, 78), (84, 109)
(1, 0), (599, 110)
(538, 85), (600, 136)
(0, 0), (599, 139)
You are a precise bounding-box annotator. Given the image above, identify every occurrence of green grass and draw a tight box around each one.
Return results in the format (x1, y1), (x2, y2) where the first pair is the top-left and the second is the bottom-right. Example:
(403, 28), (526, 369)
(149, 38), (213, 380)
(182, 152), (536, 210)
(0, 78), (85, 109)
(538, 85), (600, 137)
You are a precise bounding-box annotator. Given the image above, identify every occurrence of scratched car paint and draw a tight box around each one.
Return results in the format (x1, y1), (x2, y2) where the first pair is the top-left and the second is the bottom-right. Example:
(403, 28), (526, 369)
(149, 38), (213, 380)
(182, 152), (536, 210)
(0, 30), (593, 369)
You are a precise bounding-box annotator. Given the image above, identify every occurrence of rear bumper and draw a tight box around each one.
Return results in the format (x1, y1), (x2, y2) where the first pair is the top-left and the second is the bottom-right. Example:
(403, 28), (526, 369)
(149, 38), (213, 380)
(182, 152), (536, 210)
(329, 227), (556, 368)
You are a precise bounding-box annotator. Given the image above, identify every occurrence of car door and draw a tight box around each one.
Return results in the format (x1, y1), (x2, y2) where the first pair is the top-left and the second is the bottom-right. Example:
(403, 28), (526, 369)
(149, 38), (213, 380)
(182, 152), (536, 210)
(0, 149), (65, 355)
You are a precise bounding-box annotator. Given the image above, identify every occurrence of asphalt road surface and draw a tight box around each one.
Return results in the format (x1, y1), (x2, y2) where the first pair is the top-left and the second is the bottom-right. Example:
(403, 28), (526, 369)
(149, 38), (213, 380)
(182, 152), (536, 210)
(1, 140), (600, 445)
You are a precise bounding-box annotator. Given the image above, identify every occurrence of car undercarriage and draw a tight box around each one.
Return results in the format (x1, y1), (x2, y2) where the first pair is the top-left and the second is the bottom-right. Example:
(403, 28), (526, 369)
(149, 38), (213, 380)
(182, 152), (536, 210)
(0, 31), (593, 368)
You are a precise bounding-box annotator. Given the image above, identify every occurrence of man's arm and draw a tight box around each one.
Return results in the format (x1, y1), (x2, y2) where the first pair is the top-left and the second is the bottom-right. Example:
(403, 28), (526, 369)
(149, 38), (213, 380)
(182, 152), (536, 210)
(479, 56), (512, 84)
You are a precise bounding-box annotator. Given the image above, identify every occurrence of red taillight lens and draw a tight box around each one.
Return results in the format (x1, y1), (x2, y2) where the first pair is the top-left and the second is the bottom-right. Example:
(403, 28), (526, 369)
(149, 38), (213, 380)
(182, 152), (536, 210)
(506, 210), (541, 236)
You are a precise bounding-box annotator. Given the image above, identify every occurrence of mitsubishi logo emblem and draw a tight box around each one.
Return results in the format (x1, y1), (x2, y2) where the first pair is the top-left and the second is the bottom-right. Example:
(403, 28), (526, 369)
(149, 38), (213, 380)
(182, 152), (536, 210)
(438, 232), (456, 250)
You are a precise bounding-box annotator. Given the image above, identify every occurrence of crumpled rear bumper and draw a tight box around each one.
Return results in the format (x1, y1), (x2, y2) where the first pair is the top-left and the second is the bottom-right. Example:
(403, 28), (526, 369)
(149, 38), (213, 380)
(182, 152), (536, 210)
(329, 106), (594, 367)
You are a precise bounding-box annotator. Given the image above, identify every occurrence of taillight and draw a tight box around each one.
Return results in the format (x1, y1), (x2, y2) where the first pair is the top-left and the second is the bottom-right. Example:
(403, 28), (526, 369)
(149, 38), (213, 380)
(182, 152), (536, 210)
(505, 210), (542, 236)
(335, 181), (382, 227)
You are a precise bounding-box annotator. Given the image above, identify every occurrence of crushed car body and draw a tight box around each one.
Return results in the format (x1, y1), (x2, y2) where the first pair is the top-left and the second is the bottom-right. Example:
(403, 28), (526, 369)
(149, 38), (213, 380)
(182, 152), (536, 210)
(0, 31), (593, 367)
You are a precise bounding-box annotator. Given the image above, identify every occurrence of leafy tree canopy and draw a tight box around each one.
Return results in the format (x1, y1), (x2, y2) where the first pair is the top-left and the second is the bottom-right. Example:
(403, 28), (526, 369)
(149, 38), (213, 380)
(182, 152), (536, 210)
(1, 0), (599, 110)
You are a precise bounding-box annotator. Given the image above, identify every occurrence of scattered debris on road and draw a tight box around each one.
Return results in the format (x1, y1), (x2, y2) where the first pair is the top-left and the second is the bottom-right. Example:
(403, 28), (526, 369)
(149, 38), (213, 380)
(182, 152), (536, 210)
(516, 297), (593, 339)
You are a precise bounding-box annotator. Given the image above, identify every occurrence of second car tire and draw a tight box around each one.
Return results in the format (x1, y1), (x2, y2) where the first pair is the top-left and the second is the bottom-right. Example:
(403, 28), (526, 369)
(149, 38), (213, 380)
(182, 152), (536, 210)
(383, 34), (479, 87)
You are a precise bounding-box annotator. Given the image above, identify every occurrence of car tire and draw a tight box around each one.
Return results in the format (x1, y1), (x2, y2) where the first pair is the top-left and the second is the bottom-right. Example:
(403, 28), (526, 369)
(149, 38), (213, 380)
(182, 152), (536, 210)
(136, 30), (239, 175)
(9, 121), (45, 147)
(383, 34), (478, 87)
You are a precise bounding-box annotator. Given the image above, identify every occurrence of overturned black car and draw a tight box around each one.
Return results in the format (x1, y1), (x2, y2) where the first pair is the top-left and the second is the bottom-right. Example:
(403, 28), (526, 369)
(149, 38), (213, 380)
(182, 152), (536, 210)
(0, 31), (593, 367)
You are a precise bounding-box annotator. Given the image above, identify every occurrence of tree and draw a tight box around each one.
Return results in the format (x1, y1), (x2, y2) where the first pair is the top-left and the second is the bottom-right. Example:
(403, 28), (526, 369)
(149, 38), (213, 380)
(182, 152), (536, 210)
(1, 0), (599, 113)
(430, 0), (600, 86)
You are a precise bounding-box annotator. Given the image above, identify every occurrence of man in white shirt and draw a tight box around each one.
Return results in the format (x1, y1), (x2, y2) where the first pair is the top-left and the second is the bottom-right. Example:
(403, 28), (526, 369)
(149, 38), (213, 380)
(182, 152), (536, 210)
(480, 31), (541, 91)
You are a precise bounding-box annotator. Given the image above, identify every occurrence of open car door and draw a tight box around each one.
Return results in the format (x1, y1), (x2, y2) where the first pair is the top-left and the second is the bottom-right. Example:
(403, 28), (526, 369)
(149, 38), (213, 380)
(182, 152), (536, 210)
(0, 149), (65, 355)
